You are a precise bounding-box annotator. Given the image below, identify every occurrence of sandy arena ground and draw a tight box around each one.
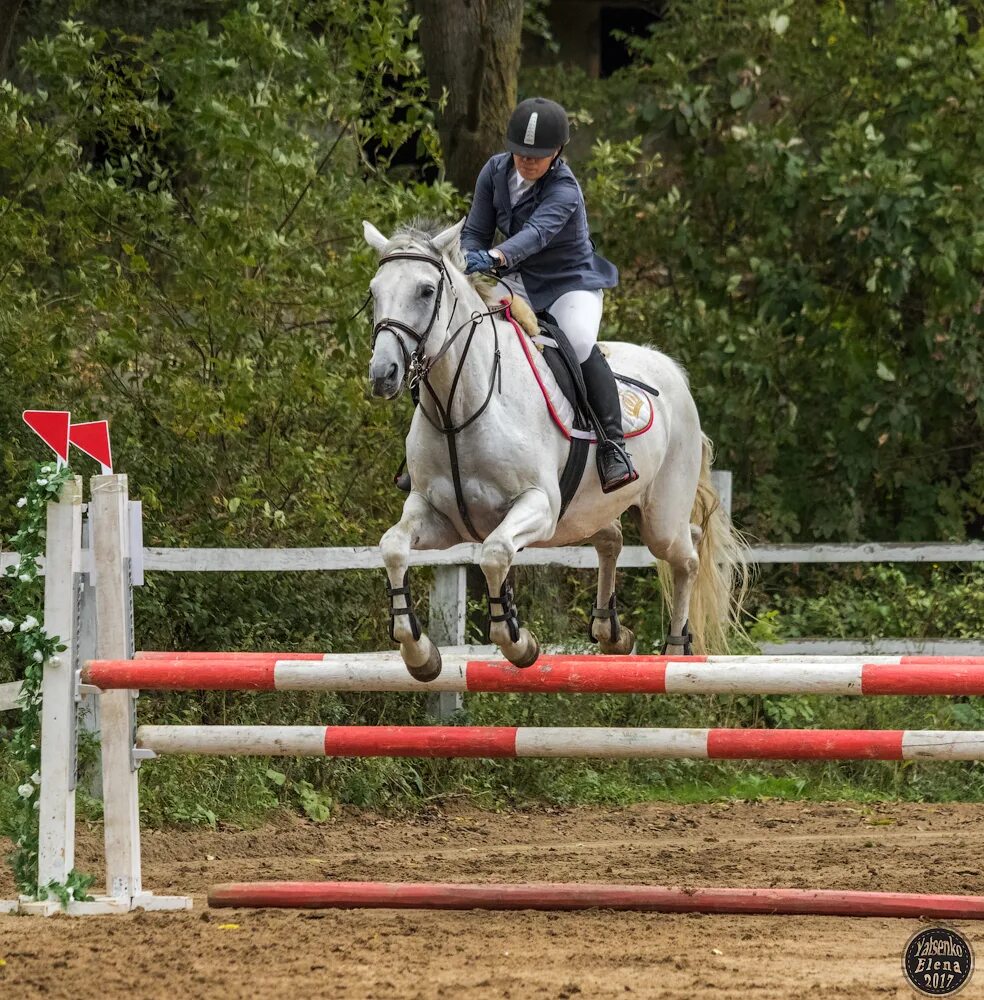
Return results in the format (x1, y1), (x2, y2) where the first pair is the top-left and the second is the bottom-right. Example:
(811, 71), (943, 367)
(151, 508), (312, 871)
(1, 800), (982, 999)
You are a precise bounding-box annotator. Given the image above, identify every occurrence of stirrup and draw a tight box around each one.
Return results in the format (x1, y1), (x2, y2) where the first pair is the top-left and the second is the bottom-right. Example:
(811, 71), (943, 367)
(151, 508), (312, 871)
(598, 440), (639, 495)
(660, 620), (693, 655)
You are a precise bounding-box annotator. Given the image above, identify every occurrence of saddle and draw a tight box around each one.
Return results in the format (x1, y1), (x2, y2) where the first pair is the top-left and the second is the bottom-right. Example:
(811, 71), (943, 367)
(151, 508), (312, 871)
(523, 309), (659, 520)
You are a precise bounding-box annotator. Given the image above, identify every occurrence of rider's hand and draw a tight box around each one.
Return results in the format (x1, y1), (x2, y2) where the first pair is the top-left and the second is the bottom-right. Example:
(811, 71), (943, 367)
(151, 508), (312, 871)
(464, 249), (500, 275)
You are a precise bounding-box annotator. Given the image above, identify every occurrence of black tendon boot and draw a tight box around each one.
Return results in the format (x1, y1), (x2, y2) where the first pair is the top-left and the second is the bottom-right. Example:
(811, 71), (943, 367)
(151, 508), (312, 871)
(580, 346), (638, 493)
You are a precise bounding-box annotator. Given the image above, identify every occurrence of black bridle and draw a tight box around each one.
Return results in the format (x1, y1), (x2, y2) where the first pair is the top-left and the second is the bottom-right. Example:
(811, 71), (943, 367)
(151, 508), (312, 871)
(370, 248), (507, 540)
(371, 251), (453, 387)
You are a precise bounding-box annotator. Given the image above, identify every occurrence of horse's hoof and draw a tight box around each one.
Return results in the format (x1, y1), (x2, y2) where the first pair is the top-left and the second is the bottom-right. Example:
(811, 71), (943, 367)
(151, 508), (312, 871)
(406, 643), (442, 682)
(599, 625), (635, 656)
(508, 629), (540, 669)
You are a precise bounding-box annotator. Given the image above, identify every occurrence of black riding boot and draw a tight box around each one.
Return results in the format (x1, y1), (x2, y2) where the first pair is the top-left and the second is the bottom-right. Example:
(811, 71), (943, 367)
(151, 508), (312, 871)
(580, 346), (638, 493)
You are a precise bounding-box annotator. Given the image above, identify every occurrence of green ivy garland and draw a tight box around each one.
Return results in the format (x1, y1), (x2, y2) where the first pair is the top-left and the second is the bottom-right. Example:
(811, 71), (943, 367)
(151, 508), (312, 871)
(3, 462), (93, 903)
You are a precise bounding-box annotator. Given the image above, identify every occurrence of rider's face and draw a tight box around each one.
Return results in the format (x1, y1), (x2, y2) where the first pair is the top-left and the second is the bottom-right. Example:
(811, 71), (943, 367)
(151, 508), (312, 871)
(513, 150), (559, 182)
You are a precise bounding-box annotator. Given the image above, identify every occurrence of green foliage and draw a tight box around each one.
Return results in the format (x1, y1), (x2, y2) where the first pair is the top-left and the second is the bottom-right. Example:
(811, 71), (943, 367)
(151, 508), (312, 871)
(0, 464), (94, 902)
(2, 1), (983, 834)
(0, 0), (460, 698)
(753, 563), (984, 640)
(1, 0), (453, 554)
(265, 767), (332, 821)
(532, 0), (984, 541)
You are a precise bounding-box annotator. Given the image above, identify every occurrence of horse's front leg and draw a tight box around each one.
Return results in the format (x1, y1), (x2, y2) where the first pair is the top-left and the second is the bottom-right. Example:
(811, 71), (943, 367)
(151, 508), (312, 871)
(380, 493), (460, 681)
(480, 488), (556, 668)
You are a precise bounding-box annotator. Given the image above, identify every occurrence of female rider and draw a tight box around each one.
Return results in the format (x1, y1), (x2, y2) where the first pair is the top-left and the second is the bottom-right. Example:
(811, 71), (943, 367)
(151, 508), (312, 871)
(461, 96), (637, 494)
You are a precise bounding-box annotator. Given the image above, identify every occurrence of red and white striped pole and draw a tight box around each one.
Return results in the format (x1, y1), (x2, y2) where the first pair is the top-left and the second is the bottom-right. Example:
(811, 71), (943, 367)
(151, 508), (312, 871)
(134, 725), (984, 760)
(82, 654), (984, 696)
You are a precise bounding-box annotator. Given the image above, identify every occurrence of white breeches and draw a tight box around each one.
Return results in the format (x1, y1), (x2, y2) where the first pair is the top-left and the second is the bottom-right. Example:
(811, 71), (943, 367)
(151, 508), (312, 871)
(494, 277), (604, 364)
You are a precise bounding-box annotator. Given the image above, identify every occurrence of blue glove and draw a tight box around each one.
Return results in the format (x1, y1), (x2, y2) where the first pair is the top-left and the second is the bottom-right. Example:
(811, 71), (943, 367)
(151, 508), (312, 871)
(464, 249), (499, 275)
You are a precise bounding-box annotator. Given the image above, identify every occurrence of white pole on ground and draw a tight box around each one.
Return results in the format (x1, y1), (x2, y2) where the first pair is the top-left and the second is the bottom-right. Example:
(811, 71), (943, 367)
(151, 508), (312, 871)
(427, 565), (467, 720)
(36, 476), (84, 892)
(90, 474), (143, 903)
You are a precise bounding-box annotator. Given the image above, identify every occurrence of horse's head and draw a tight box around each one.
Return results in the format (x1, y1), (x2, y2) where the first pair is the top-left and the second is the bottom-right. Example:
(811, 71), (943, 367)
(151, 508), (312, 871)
(362, 217), (467, 399)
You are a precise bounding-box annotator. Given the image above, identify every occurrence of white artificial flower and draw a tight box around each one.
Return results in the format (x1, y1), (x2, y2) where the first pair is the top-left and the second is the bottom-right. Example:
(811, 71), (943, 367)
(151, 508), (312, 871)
(0, 618), (14, 633)
(16, 497), (27, 508)
(31, 771), (41, 785)
(36, 478), (48, 486)
(19, 615), (39, 631)
(19, 574), (32, 583)
(18, 783), (34, 798)
(32, 650), (44, 663)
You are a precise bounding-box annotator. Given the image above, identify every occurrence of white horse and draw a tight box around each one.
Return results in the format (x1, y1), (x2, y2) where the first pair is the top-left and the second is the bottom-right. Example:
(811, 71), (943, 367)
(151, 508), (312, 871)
(364, 217), (747, 681)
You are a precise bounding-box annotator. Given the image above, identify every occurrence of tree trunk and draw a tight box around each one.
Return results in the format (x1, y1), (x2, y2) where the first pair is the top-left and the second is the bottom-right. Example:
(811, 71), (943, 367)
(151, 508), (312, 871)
(413, 0), (524, 192)
(0, 0), (24, 79)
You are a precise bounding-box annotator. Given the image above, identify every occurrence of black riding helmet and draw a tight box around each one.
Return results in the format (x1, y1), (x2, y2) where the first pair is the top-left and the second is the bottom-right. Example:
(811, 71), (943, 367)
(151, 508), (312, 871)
(505, 97), (570, 158)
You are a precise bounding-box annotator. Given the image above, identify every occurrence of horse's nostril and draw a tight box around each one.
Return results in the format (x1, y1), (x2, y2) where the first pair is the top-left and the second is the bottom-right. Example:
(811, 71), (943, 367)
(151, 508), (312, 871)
(387, 363), (398, 379)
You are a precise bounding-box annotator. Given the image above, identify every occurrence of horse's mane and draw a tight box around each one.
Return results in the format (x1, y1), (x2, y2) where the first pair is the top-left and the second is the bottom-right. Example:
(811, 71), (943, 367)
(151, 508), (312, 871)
(389, 218), (539, 336)
(390, 218), (468, 273)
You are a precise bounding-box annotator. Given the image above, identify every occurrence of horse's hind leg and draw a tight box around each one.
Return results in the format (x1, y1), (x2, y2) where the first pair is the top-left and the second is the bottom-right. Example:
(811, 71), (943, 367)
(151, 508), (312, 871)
(639, 506), (701, 656)
(380, 492), (461, 681)
(587, 520), (635, 654)
(480, 488), (555, 668)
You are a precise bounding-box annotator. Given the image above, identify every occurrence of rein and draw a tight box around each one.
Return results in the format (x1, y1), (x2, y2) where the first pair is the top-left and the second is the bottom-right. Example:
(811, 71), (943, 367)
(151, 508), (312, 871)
(371, 249), (507, 540)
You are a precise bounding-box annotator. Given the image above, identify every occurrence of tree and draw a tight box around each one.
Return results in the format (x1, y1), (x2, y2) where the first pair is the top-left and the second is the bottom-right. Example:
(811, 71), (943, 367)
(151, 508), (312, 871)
(0, 0), (24, 77)
(412, 0), (523, 190)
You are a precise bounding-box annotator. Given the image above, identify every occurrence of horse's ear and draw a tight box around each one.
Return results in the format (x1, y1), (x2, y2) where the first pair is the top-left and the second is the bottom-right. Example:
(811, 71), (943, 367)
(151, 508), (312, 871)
(362, 220), (390, 254)
(431, 217), (466, 255)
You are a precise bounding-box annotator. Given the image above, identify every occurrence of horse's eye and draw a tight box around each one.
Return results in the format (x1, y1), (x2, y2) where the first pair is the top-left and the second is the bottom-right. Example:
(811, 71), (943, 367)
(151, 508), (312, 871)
(420, 285), (435, 299)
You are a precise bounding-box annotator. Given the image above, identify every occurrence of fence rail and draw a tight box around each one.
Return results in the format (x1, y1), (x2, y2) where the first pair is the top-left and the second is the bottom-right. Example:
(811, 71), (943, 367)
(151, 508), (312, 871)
(5, 541), (982, 577)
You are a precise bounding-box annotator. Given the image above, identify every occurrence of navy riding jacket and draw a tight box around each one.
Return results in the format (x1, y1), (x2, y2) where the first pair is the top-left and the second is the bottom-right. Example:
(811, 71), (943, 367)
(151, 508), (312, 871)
(460, 152), (618, 312)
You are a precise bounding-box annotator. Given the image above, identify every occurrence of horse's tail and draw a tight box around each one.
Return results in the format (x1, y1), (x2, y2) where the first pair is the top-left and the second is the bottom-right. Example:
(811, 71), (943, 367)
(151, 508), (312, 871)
(660, 433), (750, 654)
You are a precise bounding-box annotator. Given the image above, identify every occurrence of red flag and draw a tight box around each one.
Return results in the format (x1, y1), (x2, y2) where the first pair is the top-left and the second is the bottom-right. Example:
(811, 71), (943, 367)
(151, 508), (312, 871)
(23, 410), (71, 463)
(69, 420), (113, 472)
